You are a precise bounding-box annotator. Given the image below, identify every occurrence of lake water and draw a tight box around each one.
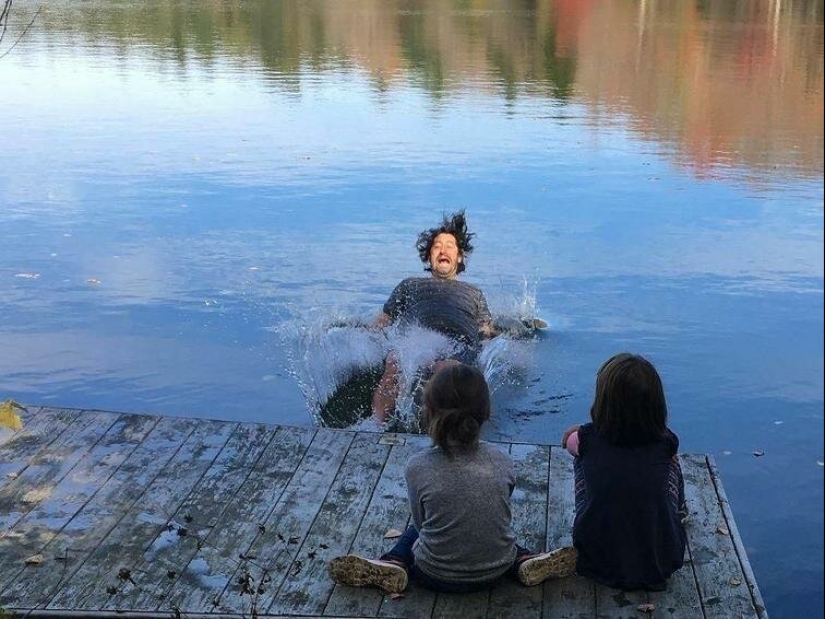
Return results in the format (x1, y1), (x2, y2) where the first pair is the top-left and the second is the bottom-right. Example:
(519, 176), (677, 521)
(1, 0), (822, 615)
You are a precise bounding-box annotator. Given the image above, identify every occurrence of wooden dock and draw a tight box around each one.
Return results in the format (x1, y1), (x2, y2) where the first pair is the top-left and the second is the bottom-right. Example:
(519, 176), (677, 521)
(0, 407), (767, 618)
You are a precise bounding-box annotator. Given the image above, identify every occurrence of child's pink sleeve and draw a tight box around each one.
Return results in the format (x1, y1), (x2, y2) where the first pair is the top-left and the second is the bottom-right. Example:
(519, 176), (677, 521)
(565, 431), (580, 457)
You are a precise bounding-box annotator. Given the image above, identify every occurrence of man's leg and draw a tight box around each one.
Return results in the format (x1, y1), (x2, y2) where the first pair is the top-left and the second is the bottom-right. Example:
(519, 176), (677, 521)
(372, 353), (400, 422)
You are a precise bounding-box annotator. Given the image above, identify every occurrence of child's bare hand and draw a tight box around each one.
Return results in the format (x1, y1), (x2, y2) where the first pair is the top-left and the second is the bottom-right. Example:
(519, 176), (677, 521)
(562, 425), (580, 448)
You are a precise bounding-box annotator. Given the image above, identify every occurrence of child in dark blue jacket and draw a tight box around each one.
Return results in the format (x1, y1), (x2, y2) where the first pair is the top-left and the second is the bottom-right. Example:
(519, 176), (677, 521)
(561, 352), (687, 591)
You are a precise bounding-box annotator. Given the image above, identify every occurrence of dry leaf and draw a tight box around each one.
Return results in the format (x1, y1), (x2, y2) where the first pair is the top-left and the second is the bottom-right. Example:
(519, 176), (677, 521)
(0, 400), (26, 431)
(729, 577), (742, 586)
(389, 592), (405, 600)
(636, 603), (656, 613)
(384, 528), (403, 539)
(753, 450), (765, 457)
(24, 554), (44, 565)
(86, 278), (102, 285)
(716, 525), (730, 536)
(6, 472), (19, 480)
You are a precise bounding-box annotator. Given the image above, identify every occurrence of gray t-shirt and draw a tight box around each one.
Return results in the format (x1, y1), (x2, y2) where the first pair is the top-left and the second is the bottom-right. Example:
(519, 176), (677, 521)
(404, 442), (517, 583)
(383, 277), (492, 351)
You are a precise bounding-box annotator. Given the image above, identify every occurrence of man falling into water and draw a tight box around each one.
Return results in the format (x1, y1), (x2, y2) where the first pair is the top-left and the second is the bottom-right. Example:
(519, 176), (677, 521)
(370, 210), (498, 424)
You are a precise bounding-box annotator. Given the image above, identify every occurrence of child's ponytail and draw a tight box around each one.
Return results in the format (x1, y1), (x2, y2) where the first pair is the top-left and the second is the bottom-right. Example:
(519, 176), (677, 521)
(423, 363), (490, 456)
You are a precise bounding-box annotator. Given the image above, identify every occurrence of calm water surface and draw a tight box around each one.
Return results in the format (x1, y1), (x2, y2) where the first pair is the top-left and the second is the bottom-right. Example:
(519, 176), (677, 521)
(1, 1), (823, 615)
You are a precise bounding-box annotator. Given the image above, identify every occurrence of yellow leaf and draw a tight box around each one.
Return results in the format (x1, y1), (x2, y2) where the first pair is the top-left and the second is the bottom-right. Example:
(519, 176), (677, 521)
(0, 400), (26, 431)
(24, 554), (44, 565)
(716, 525), (730, 536)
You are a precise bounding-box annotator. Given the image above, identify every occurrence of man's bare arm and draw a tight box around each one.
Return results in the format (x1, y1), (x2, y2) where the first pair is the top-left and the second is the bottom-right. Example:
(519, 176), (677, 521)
(373, 312), (392, 330)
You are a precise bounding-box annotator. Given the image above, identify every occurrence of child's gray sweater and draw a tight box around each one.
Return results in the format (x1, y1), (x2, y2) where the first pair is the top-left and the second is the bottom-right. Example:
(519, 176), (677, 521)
(405, 441), (517, 583)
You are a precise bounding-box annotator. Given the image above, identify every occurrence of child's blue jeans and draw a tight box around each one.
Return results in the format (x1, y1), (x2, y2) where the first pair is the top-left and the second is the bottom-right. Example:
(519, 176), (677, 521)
(380, 525), (532, 593)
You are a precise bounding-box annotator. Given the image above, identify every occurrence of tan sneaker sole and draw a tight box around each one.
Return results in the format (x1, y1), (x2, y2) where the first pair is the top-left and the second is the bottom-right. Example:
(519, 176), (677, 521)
(518, 547), (578, 586)
(328, 555), (408, 593)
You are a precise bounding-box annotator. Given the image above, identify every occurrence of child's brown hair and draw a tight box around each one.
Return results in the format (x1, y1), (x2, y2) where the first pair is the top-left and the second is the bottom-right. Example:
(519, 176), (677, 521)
(590, 353), (669, 446)
(423, 363), (490, 456)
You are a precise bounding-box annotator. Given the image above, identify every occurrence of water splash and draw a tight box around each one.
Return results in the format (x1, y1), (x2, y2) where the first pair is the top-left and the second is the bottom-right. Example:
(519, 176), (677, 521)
(277, 285), (543, 431)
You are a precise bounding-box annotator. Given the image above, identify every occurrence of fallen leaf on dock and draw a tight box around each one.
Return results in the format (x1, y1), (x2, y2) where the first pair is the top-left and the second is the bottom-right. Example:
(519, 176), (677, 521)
(389, 592), (405, 600)
(24, 554), (44, 565)
(384, 528), (403, 539)
(636, 603), (656, 613)
(729, 577), (742, 586)
(716, 525), (730, 536)
(0, 400), (26, 431)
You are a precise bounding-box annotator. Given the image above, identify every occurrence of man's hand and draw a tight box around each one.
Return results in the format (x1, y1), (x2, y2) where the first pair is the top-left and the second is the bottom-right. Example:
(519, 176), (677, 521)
(371, 312), (392, 331)
(479, 321), (499, 340)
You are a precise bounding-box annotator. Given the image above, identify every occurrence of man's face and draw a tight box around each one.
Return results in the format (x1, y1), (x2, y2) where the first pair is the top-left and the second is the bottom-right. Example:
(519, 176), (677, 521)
(429, 232), (462, 279)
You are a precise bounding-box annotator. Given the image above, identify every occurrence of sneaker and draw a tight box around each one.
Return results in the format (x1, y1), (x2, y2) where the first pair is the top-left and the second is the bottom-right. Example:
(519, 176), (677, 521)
(328, 555), (408, 593)
(517, 547), (578, 586)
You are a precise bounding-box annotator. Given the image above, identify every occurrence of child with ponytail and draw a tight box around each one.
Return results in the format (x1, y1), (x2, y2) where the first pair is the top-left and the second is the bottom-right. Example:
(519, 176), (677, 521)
(329, 362), (574, 593)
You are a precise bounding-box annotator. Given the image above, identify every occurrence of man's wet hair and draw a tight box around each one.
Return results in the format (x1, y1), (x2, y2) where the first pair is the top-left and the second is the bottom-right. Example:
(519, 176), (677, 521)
(415, 210), (475, 274)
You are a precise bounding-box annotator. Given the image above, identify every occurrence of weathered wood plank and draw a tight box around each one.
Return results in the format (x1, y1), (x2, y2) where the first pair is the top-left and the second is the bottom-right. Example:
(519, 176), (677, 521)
(323, 434), (429, 617)
(433, 588), (490, 618)
(681, 454), (759, 618)
(0, 413), (158, 586)
(707, 456), (767, 619)
(644, 457), (705, 619)
(595, 585), (649, 618)
(160, 426), (339, 616)
(102, 422), (280, 612)
(0, 408), (766, 619)
(0, 407), (91, 492)
(0, 410), (117, 536)
(268, 432), (393, 616)
(486, 442), (551, 619)
(543, 446), (596, 619)
(0, 415), (196, 610)
(48, 418), (237, 610)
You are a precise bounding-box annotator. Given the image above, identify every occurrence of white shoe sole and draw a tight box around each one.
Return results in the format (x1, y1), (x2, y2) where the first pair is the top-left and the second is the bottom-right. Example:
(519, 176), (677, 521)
(328, 555), (408, 593)
(518, 547), (578, 586)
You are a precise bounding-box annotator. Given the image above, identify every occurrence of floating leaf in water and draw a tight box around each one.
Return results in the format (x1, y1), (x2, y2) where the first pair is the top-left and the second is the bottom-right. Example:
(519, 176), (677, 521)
(753, 450), (765, 457)
(716, 525), (730, 536)
(774, 421), (784, 425)
(636, 603), (656, 613)
(0, 400), (26, 431)
(14, 272), (40, 279)
(24, 554), (44, 565)
(722, 450), (732, 456)
(86, 278), (102, 285)
(384, 529), (403, 539)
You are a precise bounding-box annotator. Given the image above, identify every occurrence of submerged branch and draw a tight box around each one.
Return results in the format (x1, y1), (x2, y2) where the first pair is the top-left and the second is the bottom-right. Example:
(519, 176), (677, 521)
(0, 1), (41, 60)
